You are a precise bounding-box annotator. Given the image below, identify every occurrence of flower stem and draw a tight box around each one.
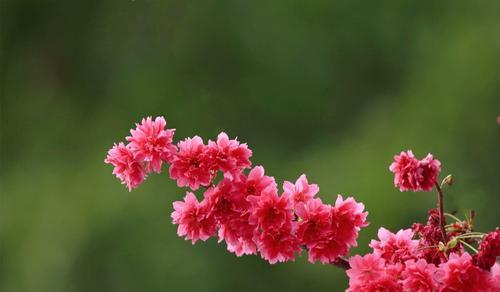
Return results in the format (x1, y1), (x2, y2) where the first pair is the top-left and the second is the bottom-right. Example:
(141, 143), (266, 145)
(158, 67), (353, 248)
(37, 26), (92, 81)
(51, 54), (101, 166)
(462, 232), (487, 235)
(459, 239), (479, 253)
(435, 183), (447, 243)
(455, 235), (484, 240)
(444, 213), (462, 223)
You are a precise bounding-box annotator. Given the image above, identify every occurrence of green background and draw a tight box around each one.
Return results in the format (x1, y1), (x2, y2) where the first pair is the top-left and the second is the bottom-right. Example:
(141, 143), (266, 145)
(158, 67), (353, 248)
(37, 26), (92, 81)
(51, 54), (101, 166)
(1, 1), (499, 291)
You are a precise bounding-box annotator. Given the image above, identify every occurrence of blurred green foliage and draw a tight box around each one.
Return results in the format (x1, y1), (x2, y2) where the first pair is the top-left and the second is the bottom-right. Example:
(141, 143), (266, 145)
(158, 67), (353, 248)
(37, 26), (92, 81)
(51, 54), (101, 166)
(1, 1), (499, 291)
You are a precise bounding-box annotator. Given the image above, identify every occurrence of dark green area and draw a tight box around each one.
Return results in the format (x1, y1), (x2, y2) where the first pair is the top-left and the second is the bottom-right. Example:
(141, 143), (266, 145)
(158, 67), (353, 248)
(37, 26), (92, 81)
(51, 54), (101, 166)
(1, 1), (499, 291)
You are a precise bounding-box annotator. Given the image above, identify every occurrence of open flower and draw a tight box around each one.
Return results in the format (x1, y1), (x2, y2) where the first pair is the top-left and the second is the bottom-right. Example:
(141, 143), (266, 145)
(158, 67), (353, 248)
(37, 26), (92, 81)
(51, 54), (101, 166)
(390, 150), (420, 191)
(331, 195), (369, 254)
(347, 254), (387, 290)
(218, 214), (257, 256)
(203, 178), (257, 256)
(475, 229), (500, 271)
(171, 192), (216, 244)
(401, 259), (438, 292)
(436, 252), (491, 292)
(126, 116), (176, 173)
(283, 174), (319, 207)
(104, 142), (145, 191)
(390, 150), (441, 192)
(169, 136), (212, 190)
(257, 223), (300, 264)
(236, 165), (276, 197)
(490, 263), (500, 291)
(207, 132), (252, 179)
(248, 186), (293, 232)
(295, 198), (331, 251)
(369, 228), (419, 264)
(304, 196), (368, 264)
(417, 154), (441, 191)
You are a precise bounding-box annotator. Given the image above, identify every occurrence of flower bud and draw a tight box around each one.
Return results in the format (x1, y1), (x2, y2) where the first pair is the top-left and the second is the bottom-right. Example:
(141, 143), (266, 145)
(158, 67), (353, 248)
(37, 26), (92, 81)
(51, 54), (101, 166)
(447, 238), (458, 249)
(438, 241), (446, 252)
(441, 174), (454, 187)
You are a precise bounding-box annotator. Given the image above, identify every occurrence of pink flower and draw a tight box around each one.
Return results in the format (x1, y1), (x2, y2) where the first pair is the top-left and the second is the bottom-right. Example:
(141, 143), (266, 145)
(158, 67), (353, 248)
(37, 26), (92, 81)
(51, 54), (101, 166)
(475, 229), (500, 271)
(236, 166), (276, 197)
(283, 174), (319, 206)
(295, 198), (331, 247)
(390, 151), (441, 192)
(370, 228), (419, 264)
(330, 195), (369, 253)
(257, 224), (301, 264)
(305, 237), (343, 264)
(361, 276), (403, 292)
(347, 254), (403, 292)
(401, 259), (438, 292)
(171, 192), (216, 244)
(203, 178), (258, 256)
(417, 154), (441, 192)
(207, 132), (252, 179)
(489, 263), (500, 291)
(305, 195), (368, 264)
(104, 142), (146, 191)
(436, 252), (491, 292)
(347, 254), (386, 287)
(248, 186), (293, 231)
(169, 136), (212, 190)
(218, 214), (257, 256)
(203, 179), (245, 222)
(126, 116), (176, 173)
(390, 150), (420, 191)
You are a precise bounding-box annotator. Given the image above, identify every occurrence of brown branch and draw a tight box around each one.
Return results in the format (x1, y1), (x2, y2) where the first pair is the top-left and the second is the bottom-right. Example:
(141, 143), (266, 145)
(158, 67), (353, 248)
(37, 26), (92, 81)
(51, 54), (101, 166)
(331, 257), (350, 270)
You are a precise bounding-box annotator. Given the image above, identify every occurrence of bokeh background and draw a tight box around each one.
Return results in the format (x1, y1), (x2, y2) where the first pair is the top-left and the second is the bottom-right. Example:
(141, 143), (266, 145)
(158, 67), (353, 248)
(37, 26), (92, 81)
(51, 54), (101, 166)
(1, 1), (500, 291)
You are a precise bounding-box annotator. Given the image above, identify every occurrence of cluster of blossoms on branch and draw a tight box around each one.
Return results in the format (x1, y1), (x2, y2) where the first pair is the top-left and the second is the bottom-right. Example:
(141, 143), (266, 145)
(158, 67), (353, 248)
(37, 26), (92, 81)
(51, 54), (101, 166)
(345, 151), (500, 291)
(105, 117), (499, 291)
(105, 116), (368, 264)
(347, 226), (500, 291)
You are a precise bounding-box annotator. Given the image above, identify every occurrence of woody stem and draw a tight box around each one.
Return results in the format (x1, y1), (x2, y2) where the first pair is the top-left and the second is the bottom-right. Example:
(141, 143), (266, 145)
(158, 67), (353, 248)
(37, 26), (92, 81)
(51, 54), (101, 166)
(332, 257), (350, 270)
(435, 183), (447, 243)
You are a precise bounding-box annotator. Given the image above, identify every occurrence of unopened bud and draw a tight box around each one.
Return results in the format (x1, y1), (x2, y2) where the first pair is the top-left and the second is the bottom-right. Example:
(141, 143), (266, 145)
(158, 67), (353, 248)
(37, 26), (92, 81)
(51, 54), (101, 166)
(441, 175), (454, 187)
(447, 238), (458, 249)
(438, 242), (446, 252)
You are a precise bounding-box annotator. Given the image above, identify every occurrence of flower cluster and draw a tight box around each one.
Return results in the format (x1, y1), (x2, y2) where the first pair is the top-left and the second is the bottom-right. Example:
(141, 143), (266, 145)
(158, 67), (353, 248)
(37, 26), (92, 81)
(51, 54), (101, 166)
(172, 164), (368, 264)
(106, 121), (499, 290)
(475, 229), (500, 271)
(346, 151), (500, 291)
(105, 116), (369, 264)
(347, 227), (500, 291)
(389, 150), (441, 192)
(105, 116), (177, 190)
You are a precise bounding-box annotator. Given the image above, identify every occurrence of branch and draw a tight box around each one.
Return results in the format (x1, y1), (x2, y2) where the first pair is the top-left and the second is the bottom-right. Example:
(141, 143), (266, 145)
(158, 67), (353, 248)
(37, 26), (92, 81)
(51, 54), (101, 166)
(332, 257), (350, 270)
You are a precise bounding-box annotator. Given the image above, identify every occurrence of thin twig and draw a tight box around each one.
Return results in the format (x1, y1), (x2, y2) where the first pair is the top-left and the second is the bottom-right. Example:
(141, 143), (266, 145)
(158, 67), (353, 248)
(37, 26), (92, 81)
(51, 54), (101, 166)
(459, 239), (479, 253)
(444, 213), (462, 223)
